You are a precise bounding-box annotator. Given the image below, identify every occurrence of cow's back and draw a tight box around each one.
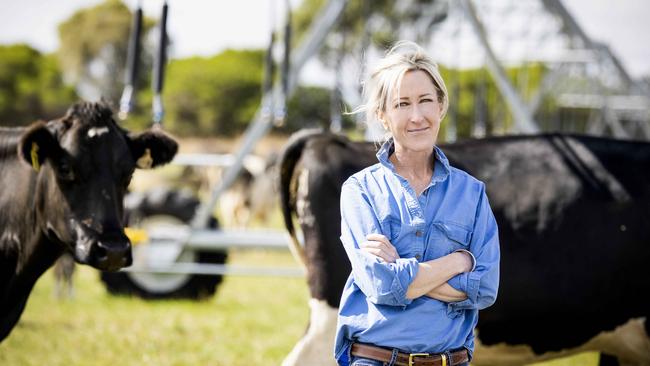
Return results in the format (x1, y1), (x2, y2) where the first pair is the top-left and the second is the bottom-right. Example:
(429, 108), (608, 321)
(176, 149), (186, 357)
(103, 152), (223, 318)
(443, 134), (650, 352)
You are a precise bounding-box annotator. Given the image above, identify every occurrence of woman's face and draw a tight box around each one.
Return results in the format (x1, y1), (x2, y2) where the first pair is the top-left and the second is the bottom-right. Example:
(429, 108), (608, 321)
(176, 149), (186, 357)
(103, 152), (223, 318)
(380, 69), (443, 153)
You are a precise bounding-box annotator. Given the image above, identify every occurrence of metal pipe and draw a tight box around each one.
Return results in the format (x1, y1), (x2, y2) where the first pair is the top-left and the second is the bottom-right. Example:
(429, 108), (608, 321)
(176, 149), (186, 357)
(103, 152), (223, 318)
(263, 33), (276, 96)
(119, 4), (143, 120)
(152, 2), (168, 125)
(123, 263), (304, 277)
(141, 227), (292, 251)
(281, 0), (292, 99)
(459, 0), (539, 134)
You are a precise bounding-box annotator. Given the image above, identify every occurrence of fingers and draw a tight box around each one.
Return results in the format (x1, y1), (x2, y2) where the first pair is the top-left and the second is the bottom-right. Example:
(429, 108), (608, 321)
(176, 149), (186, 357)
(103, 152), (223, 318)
(360, 241), (396, 263)
(366, 233), (391, 245)
(367, 234), (399, 261)
(361, 234), (400, 263)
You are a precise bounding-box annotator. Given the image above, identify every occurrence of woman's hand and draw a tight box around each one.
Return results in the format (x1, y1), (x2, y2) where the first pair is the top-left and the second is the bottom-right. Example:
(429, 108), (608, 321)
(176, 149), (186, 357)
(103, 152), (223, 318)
(361, 233), (400, 263)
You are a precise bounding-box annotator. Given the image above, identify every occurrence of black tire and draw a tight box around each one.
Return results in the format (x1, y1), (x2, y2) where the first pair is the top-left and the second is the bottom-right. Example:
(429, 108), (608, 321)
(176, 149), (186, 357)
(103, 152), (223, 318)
(100, 187), (228, 300)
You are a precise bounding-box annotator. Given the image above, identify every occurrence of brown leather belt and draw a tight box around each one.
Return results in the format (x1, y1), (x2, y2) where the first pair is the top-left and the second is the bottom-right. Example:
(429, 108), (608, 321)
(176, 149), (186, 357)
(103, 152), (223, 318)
(351, 343), (469, 366)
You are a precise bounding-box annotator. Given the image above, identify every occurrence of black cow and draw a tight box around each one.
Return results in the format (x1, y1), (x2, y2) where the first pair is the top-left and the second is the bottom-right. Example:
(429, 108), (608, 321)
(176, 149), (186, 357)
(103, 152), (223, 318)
(0, 101), (177, 341)
(279, 130), (650, 366)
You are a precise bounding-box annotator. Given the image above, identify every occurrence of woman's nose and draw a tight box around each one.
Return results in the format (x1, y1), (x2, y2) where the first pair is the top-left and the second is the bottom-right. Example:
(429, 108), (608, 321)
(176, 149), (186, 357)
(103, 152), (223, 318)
(410, 105), (425, 122)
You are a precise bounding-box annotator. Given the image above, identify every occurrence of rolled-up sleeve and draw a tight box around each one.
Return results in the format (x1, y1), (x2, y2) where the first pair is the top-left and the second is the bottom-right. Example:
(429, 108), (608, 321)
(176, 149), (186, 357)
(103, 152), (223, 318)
(340, 178), (420, 307)
(447, 183), (500, 313)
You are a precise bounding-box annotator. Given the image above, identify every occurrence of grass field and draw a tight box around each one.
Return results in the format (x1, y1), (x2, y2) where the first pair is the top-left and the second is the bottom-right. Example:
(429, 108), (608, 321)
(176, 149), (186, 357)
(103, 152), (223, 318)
(0, 250), (309, 365)
(0, 249), (598, 365)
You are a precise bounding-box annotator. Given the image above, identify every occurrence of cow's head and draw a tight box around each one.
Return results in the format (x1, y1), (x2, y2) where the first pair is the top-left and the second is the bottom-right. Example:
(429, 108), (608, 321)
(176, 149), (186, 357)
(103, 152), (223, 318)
(17, 101), (177, 271)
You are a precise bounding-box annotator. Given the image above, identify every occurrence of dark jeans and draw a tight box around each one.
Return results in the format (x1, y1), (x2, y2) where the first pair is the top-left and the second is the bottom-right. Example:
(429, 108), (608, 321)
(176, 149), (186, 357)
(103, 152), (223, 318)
(350, 355), (386, 366)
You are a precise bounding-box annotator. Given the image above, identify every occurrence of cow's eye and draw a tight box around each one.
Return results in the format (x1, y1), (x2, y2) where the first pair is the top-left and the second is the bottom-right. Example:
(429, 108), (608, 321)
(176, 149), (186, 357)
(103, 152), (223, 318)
(58, 161), (75, 181)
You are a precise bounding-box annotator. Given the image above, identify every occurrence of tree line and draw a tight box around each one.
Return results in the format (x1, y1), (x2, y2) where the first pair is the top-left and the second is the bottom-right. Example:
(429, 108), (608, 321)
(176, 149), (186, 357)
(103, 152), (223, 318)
(0, 42), (552, 140)
(1, 0), (564, 139)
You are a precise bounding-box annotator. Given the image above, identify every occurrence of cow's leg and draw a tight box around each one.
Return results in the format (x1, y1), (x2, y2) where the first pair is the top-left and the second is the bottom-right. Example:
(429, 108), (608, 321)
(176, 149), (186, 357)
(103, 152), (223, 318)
(281, 298), (338, 366)
(53, 256), (65, 299)
(53, 254), (75, 300)
(588, 318), (650, 366)
(63, 255), (75, 299)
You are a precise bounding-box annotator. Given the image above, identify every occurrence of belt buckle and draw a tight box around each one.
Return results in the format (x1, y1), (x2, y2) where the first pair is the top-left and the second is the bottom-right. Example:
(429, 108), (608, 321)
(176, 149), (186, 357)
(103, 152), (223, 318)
(408, 353), (429, 366)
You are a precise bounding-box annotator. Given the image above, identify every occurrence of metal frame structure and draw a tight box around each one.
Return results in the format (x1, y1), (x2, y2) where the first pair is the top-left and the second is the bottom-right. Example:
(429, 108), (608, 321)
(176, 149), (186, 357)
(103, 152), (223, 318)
(122, 152), (303, 277)
(122, 0), (349, 280)
(122, 0), (649, 282)
(452, 0), (650, 139)
(459, 0), (540, 134)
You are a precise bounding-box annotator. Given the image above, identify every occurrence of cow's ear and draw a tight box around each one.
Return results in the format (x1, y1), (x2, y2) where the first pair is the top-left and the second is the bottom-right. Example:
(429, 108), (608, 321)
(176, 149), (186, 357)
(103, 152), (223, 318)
(18, 121), (60, 172)
(128, 129), (178, 169)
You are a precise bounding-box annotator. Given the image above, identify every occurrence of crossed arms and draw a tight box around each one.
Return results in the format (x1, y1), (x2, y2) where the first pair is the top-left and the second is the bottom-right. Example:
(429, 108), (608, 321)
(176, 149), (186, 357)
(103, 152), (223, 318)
(362, 233), (472, 302)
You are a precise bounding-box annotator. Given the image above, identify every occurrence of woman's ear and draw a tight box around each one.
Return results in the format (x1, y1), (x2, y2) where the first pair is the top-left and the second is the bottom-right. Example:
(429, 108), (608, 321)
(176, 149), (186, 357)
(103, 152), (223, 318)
(377, 111), (389, 131)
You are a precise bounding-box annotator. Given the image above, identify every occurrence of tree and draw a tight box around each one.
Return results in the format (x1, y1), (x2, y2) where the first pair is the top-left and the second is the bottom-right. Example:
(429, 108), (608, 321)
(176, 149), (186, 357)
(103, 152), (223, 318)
(276, 85), (354, 133)
(163, 49), (264, 136)
(293, 0), (444, 65)
(57, 0), (154, 103)
(0, 44), (76, 126)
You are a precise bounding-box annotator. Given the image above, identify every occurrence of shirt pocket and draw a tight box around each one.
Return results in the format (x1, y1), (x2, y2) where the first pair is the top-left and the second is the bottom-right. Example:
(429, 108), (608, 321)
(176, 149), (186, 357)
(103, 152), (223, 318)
(379, 217), (402, 243)
(380, 217), (414, 258)
(433, 221), (472, 253)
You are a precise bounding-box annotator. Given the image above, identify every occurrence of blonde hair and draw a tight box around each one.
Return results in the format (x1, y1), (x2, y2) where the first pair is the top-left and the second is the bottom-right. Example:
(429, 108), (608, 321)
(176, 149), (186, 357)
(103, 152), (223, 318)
(359, 41), (449, 134)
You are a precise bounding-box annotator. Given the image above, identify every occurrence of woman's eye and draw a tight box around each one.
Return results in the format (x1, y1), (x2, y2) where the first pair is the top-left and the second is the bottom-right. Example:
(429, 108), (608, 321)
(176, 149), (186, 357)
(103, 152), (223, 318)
(396, 102), (409, 108)
(420, 98), (433, 103)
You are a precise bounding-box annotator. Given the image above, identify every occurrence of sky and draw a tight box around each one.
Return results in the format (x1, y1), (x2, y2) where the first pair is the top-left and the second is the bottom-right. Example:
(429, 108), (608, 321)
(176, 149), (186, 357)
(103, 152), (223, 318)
(0, 0), (649, 79)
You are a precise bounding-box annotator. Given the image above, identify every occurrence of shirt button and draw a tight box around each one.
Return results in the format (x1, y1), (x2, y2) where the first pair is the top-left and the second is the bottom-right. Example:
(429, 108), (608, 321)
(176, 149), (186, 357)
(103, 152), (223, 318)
(415, 230), (423, 237)
(415, 254), (421, 260)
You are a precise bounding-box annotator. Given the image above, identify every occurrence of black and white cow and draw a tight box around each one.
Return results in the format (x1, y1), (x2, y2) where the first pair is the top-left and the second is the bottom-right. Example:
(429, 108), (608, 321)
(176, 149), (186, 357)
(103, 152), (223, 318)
(0, 101), (177, 341)
(279, 129), (650, 366)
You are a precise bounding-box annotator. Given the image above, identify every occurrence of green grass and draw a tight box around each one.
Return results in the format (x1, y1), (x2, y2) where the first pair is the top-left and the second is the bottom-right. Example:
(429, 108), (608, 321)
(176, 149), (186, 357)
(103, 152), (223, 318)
(0, 250), (598, 365)
(0, 250), (309, 366)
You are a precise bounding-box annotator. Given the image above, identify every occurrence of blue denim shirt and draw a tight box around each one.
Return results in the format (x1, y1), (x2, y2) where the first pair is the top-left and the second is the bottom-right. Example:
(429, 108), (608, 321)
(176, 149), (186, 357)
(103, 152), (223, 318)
(334, 139), (500, 365)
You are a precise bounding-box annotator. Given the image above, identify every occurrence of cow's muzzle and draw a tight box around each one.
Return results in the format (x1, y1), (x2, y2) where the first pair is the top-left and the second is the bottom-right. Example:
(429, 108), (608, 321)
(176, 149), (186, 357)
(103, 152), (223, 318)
(94, 239), (132, 271)
(71, 220), (132, 271)
(87, 232), (133, 271)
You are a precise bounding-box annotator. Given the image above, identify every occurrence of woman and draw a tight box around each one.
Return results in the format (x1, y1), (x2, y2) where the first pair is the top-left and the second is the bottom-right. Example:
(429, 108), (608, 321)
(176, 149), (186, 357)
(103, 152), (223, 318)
(335, 41), (500, 366)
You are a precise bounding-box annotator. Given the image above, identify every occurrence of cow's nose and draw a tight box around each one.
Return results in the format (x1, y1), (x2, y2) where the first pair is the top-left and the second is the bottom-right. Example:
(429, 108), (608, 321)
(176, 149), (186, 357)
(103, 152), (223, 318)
(94, 239), (132, 271)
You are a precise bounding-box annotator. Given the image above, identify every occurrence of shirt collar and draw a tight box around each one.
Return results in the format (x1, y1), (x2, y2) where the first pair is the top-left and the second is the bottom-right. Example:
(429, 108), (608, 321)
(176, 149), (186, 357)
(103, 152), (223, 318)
(376, 138), (451, 185)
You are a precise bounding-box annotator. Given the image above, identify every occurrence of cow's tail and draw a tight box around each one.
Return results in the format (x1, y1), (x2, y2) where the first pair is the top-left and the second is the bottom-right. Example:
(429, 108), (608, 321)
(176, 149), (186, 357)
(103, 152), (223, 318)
(278, 129), (323, 270)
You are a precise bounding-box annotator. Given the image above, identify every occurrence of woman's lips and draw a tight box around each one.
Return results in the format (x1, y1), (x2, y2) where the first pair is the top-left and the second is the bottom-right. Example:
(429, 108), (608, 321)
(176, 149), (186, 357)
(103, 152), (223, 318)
(407, 126), (429, 133)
